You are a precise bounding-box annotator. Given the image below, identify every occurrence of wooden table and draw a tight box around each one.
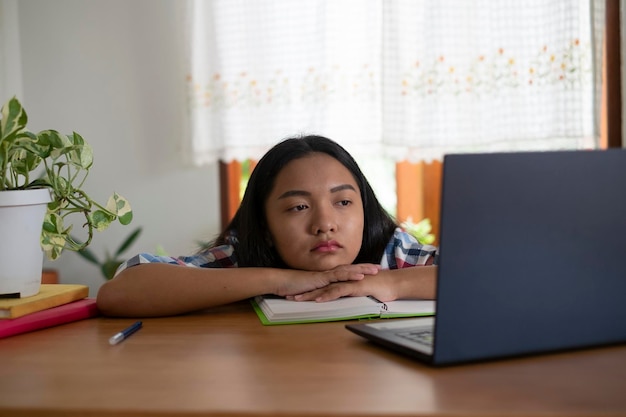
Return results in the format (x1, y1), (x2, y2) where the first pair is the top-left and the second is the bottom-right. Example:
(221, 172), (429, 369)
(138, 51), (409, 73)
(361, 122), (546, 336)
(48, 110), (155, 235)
(1, 301), (625, 417)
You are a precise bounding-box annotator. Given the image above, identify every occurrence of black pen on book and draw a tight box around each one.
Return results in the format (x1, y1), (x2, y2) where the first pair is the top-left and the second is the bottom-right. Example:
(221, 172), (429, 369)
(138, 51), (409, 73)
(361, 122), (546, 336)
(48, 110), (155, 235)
(367, 295), (388, 310)
(109, 321), (143, 345)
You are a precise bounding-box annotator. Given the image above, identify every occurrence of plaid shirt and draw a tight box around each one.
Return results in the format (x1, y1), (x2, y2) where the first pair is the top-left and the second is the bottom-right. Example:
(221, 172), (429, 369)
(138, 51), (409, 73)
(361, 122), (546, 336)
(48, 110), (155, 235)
(115, 228), (438, 277)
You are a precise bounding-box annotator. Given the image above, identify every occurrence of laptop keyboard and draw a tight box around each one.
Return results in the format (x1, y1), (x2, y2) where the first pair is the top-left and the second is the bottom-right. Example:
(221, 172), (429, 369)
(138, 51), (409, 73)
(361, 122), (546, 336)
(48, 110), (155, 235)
(396, 329), (434, 347)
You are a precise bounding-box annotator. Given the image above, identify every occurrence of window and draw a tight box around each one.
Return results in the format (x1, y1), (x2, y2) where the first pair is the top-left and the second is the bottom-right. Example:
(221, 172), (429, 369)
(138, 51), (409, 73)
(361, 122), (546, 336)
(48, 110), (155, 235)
(185, 1), (616, 242)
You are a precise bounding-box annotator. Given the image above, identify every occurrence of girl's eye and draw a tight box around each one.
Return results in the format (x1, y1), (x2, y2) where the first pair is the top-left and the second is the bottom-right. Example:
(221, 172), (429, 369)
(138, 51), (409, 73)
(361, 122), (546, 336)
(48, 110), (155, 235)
(337, 200), (351, 207)
(290, 204), (308, 212)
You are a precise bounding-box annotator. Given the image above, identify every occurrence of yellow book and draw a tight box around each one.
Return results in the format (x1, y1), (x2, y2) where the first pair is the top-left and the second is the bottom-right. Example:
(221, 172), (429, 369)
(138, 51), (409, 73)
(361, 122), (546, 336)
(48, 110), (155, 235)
(0, 284), (89, 319)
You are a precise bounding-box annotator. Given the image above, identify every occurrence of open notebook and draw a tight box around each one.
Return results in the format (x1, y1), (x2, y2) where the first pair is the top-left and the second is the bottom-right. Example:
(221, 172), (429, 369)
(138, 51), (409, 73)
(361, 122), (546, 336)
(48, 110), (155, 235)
(252, 295), (434, 325)
(346, 149), (626, 366)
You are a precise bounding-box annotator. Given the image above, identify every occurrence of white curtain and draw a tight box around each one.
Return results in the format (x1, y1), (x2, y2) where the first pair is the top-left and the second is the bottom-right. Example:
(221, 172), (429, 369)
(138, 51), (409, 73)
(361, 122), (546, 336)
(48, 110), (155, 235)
(185, 0), (603, 164)
(0, 0), (23, 104)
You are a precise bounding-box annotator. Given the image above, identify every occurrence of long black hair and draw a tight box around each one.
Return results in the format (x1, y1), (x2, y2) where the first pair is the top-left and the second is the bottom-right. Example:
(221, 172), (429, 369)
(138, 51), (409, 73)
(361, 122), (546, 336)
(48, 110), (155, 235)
(214, 135), (398, 267)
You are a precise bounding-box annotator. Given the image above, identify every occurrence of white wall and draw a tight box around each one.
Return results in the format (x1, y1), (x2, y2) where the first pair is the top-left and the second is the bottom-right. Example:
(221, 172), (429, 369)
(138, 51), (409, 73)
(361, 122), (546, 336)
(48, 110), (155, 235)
(16, 0), (222, 296)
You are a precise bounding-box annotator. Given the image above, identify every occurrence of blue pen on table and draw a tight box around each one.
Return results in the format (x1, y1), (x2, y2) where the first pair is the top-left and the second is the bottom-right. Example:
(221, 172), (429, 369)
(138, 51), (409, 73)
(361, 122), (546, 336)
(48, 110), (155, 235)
(109, 321), (143, 345)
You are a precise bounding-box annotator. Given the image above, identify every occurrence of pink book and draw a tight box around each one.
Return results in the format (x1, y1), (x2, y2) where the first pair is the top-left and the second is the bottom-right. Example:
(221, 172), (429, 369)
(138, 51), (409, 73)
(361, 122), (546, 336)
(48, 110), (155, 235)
(0, 298), (99, 339)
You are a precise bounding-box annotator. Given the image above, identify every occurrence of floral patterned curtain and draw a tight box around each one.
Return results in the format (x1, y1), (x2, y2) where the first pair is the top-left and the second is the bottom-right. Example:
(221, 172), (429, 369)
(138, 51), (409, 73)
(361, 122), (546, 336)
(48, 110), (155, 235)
(185, 0), (604, 165)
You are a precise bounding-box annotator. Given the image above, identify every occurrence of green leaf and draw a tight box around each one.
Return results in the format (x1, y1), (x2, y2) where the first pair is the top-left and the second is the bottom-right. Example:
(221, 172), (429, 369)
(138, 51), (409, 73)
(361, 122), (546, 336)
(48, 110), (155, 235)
(118, 211), (133, 225)
(0, 97), (27, 142)
(102, 260), (124, 280)
(42, 212), (62, 234)
(10, 150), (41, 176)
(114, 227), (142, 257)
(68, 132), (93, 168)
(40, 232), (66, 261)
(77, 247), (100, 264)
(90, 210), (116, 231)
(106, 192), (133, 225)
(33, 130), (64, 158)
(401, 217), (436, 245)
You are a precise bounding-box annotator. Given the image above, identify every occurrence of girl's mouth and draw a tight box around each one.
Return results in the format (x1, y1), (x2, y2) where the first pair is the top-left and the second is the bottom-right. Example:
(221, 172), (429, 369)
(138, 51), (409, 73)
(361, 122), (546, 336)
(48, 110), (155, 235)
(312, 240), (342, 252)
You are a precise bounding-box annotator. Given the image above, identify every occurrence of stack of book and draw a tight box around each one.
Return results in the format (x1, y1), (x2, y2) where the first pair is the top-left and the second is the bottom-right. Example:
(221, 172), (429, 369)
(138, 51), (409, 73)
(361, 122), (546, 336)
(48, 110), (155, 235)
(0, 284), (99, 339)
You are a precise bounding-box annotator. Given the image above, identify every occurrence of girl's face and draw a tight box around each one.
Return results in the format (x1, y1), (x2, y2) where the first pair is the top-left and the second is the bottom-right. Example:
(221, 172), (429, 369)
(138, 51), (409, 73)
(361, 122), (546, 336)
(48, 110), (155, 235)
(265, 153), (365, 271)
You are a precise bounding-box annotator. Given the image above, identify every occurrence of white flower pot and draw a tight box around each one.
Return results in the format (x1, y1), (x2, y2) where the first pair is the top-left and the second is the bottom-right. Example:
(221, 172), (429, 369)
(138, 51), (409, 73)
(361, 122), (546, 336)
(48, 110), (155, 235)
(0, 188), (52, 298)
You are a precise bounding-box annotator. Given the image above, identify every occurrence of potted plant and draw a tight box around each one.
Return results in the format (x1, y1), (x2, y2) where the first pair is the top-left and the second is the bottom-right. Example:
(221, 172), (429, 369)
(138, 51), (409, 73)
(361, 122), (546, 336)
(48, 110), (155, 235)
(0, 96), (132, 297)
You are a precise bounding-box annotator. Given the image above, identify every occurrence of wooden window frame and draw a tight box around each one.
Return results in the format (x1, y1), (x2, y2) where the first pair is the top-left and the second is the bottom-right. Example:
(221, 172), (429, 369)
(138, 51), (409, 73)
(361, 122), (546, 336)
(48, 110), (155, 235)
(605, 0), (622, 149)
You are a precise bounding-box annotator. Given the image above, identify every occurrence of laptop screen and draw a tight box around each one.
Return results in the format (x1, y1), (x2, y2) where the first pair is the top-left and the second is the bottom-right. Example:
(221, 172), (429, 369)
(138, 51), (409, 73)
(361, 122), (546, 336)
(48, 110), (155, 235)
(430, 149), (626, 364)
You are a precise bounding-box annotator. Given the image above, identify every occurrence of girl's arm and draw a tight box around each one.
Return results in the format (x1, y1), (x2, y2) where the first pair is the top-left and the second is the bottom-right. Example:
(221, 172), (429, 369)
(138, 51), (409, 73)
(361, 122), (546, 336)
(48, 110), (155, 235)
(96, 262), (379, 317)
(287, 265), (438, 302)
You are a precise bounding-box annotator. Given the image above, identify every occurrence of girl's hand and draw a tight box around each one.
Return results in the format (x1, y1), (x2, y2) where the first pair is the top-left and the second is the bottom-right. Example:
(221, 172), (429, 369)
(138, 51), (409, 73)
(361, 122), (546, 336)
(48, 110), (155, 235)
(274, 263), (380, 297)
(287, 265), (438, 302)
(286, 274), (398, 303)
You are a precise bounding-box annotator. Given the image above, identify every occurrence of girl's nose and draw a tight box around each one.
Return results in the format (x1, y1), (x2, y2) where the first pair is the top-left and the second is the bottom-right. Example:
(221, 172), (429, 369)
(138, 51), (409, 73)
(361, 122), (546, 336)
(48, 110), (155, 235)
(311, 206), (337, 235)
(312, 222), (337, 235)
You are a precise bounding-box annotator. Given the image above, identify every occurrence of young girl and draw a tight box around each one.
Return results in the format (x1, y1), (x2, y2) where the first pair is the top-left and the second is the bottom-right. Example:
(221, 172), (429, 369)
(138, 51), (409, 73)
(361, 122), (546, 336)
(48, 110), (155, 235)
(96, 135), (438, 317)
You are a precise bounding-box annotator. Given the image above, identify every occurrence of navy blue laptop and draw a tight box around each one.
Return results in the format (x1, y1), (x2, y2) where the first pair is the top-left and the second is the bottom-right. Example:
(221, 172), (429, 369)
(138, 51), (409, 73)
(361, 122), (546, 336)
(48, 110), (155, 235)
(346, 149), (626, 366)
